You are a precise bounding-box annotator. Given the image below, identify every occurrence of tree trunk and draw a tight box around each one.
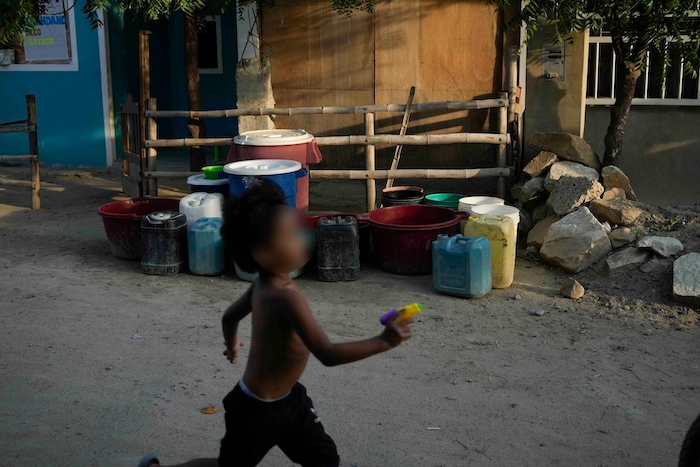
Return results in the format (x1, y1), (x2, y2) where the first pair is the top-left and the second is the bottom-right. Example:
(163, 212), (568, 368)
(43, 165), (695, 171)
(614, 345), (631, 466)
(603, 59), (643, 167)
(184, 13), (207, 171)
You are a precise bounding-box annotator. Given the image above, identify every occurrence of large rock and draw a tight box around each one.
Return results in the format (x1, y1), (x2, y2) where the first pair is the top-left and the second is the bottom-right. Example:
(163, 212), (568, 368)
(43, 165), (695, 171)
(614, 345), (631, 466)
(518, 176), (546, 203)
(510, 180), (525, 200)
(602, 187), (626, 201)
(546, 176), (604, 216)
(673, 253), (700, 308)
(539, 207), (612, 273)
(606, 247), (652, 273)
(532, 201), (549, 222)
(523, 151), (559, 178)
(639, 258), (672, 274)
(601, 165), (637, 201)
(545, 161), (600, 191)
(518, 209), (535, 235)
(527, 132), (602, 171)
(637, 236), (684, 258)
(526, 215), (560, 248)
(608, 227), (636, 249)
(589, 198), (643, 225)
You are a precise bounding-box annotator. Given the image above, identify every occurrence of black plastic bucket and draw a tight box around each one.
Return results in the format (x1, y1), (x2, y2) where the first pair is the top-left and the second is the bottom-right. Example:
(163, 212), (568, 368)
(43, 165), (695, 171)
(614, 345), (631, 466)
(381, 186), (425, 207)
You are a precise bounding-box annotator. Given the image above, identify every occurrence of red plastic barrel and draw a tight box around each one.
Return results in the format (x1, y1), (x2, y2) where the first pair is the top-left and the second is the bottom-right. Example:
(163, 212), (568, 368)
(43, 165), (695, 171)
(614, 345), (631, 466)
(98, 197), (180, 260)
(227, 130), (322, 212)
(369, 205), (459, 275)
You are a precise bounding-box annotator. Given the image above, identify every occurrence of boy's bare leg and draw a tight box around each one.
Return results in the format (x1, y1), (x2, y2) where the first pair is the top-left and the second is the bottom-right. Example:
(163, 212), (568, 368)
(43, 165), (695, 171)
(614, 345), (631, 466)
(153, 458), (218, 467)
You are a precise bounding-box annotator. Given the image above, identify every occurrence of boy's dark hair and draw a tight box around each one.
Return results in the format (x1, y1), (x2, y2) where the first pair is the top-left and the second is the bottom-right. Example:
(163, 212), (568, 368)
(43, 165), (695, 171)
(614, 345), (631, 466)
(221, 179), (287, 274)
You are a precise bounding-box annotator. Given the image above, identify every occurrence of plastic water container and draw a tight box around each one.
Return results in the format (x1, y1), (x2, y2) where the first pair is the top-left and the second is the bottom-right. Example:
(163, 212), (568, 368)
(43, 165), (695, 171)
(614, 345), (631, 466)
(222, 159), (308, 207)
(463, 214), (516, 289)
(187, 174), (229, 196)
(141, 211), (188, 275)
(458, 196), (505, 231)
(188, 217), (225, 276)
(316, 216), (360, 282)
(179, 192), (224, 232)
(432, 234), (492, 297)
(470, 204), (520, 230)
(227, 129), (323, 212)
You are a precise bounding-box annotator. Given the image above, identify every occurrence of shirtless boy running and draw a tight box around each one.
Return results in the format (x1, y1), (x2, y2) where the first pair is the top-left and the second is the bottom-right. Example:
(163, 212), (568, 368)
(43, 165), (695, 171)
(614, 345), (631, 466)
(140, 180), (413, 467)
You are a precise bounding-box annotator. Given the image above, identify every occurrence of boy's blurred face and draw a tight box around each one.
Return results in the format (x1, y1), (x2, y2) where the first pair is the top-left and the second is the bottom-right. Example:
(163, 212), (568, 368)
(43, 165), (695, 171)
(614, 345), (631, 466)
(253, 206), (310, 274)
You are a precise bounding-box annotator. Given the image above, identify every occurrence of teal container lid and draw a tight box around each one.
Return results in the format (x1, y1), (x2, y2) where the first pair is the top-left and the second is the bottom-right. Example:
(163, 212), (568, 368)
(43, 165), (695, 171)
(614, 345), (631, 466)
(424, 193), (465, 209)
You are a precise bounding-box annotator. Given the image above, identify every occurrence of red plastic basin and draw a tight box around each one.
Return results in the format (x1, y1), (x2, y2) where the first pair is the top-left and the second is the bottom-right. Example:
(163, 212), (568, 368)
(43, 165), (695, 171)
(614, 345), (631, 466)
(98, 197), (180, 260)
(369, 205), (459, 275)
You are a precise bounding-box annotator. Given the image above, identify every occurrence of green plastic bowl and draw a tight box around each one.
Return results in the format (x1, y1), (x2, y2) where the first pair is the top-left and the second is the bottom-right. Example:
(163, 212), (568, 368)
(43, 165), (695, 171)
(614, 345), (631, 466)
(424, 193), (466, 209)
(202, 165), (224, 180)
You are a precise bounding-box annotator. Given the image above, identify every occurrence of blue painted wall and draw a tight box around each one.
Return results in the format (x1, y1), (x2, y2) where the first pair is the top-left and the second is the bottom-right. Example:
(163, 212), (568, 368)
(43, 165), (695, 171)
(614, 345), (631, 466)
(0, 0), (108, 168)
(108, 11), (238, 163)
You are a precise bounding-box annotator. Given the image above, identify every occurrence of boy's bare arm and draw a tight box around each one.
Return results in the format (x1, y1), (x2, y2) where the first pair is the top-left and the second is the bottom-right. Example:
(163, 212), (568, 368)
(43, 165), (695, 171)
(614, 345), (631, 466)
(222, 284), (254, 363)
(278, 290), (413, 367)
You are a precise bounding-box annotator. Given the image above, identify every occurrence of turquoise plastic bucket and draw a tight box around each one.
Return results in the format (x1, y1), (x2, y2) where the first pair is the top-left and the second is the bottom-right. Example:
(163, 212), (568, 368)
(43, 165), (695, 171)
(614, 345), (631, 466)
(424, 193), (466, 210)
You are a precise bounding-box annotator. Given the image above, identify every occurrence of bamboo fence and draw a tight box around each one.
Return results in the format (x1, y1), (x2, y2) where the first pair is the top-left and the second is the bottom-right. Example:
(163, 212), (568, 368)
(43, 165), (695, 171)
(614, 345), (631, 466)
(0, 94), (40, 210)
(137, 96), (513, 211)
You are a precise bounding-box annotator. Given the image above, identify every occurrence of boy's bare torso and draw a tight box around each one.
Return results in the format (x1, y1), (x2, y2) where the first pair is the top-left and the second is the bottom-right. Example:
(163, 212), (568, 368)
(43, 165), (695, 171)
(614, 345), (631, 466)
(242, 276), (310, 400)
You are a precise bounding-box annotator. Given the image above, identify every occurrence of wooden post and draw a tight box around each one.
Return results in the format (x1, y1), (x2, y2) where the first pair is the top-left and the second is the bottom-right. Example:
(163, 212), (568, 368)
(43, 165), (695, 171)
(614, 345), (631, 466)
(506, 46), (518, 124)
(26, 94), (40, 210)
(497, 92), (508, 199)
(146, 98), (158, 196)
(386, 86), (415, 189)
(121, 105), (130, 177)
(364, 112), (376, 211)
(139, 31), (151, 193)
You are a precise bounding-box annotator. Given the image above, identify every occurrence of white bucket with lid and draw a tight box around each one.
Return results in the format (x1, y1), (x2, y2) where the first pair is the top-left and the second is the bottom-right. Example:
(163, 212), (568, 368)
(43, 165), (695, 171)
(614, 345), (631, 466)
(179, 192), (224, 231)
(233, 129), (315, 146)
(470, 204), (520, 226)
(458, 196), (505, 215)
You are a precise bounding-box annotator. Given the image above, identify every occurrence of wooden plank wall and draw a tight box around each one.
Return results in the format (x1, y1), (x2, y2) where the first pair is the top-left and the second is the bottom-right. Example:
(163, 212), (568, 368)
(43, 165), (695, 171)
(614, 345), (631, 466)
(261, 0), (503, 169)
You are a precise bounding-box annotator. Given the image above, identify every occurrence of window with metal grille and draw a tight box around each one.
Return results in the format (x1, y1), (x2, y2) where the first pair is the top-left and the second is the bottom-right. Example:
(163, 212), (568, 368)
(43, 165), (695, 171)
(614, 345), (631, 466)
(586, 30), (700, 106)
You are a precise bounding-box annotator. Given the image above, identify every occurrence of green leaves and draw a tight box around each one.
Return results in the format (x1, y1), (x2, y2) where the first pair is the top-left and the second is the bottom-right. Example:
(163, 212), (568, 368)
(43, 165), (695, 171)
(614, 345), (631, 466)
(494, 0), (700, 74)
(0, 0), (51, 47)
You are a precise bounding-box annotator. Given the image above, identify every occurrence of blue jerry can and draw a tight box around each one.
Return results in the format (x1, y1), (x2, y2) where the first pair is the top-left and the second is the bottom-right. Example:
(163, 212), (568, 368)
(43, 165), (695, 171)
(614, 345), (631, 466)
(432, 234), (492, 298)
(188, 217), (225, 276)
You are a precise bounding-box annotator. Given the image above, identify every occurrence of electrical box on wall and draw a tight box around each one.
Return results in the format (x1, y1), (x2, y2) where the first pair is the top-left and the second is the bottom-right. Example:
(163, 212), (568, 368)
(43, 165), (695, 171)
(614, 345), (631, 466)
(543, 43), (565, 81)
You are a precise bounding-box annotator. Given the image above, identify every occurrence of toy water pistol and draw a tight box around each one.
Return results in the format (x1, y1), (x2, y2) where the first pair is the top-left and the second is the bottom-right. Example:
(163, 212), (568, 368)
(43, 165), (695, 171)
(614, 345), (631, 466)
(380, 303), (423, 325)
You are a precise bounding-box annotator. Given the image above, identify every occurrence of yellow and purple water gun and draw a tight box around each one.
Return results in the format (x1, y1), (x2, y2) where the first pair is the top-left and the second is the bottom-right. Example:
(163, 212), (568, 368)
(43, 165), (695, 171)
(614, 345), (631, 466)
(380, 303), (423, 325)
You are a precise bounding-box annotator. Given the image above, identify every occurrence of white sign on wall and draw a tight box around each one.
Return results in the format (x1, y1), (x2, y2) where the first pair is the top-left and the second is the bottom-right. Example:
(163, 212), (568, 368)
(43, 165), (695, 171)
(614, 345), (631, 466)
(23, 1), (70, 62)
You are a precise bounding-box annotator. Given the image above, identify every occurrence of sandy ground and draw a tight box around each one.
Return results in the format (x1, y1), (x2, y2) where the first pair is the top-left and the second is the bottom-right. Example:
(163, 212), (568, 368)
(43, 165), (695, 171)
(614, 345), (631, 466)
(1, 169), (699, 467)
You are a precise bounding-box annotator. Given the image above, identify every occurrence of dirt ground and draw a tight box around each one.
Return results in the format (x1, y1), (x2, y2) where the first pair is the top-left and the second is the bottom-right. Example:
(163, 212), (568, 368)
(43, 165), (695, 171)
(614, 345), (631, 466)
(1, 169), (699, 467)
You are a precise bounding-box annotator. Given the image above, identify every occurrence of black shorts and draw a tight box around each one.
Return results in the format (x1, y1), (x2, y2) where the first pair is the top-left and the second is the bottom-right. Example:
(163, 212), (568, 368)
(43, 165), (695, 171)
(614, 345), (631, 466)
(218, 382), (339, 467)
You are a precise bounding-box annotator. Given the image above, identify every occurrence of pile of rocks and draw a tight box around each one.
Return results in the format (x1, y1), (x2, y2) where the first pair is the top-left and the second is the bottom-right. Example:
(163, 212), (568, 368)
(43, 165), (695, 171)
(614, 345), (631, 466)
(514, 132), (699, 307)
(514, 132), (641, 273)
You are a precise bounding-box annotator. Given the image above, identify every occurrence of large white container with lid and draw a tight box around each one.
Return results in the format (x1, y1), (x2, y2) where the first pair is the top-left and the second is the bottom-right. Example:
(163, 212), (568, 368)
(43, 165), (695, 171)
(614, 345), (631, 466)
(186, 174), (229, 195)
(233, 129), (316, 146)
(179, 192), (224, 232)
(226, 130), (322, 212)
(458, 196), (505, 215)
(470, 204), (520, 226)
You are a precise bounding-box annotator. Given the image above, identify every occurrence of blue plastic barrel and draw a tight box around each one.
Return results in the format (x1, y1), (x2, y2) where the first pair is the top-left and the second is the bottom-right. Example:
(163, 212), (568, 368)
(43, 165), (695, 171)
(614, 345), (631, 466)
(188, 217), (225, 276)
(432, 234), (492, 298)
(222, 159), (308, 207)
